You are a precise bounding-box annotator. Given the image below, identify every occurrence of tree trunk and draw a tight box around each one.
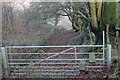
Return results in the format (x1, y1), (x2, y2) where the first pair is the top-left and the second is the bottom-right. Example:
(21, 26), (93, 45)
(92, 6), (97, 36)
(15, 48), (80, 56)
(103, 2), (118, 31)
(96, 1), (102, 23)
(89, 1), (98, 31)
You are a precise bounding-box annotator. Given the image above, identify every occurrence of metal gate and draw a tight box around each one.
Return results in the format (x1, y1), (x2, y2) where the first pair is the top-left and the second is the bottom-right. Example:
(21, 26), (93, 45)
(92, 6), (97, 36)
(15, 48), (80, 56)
(1, 32), (112, 78)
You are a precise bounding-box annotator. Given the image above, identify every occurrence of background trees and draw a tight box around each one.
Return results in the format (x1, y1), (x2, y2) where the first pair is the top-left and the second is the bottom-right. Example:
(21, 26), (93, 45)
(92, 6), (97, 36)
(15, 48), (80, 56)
(24, 2), (62, 28)
(2, 3), (14, 32)
(69, 2), (118, 45)
(2, 2), (119, 45)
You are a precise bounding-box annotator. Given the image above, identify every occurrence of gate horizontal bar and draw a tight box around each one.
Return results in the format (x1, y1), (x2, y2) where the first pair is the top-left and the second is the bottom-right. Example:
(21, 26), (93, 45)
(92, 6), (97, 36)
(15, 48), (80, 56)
(7, 52), (103, 55)
(8, 58), (104, 61)
(8, 63), (89, 65)
(5, 45), (103, 48)
(9, 66), (80, 68)
(86, 70), (103, 72)
(86, 66), (104, 68)
(12, 70), (79, 72)
(8, 62), (104, 65)
(14, 73), (79, 75)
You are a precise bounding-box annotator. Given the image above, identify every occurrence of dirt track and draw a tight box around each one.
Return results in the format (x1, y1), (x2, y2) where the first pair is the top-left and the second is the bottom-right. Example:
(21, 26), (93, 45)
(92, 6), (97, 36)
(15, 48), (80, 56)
(48, 29), (77, 46)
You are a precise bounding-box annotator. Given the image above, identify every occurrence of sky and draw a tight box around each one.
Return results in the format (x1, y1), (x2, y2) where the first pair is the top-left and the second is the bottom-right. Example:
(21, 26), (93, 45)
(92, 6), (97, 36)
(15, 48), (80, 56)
(14, 1), (72, 30)
(57, 16), (72, 30)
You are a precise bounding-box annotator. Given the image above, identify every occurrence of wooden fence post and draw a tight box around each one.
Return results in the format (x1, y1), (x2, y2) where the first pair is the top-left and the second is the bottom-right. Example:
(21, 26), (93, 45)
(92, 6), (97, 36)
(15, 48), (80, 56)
(107, 45), (111, 70)
(1, 47), (9, 77)
(106, 24), (110, 44)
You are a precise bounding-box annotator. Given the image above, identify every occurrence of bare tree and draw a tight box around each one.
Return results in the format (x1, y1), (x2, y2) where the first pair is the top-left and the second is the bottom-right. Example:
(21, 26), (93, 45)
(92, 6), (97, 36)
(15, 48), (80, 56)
(2, 2), (14, 31)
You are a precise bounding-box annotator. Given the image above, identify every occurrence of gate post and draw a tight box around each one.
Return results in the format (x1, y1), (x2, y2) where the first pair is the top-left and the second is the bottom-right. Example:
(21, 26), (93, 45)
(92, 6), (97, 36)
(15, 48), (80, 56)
(1, 47), (9, 77)
(107, 45), (111, 70)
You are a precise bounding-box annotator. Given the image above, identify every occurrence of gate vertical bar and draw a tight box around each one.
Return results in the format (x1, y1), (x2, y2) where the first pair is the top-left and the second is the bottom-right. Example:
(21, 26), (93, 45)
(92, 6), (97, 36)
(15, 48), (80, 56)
(75, 46), (77, 64)
(107, 45), (111, 69)
(1, 47), (9, 77)
(75, 46), (77, 59)
(103, 31), (105, 65)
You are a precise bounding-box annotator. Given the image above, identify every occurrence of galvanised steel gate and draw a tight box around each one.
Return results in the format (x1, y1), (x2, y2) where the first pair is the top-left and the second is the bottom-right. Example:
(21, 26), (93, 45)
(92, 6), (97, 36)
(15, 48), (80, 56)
(1, 45), (111, 78)
(1, 32), (112, 78)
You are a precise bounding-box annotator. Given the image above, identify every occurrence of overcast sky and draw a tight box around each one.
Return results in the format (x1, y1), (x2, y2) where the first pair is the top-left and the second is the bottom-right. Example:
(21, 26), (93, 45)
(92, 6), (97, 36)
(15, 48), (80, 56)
(57, 16), (72, 30)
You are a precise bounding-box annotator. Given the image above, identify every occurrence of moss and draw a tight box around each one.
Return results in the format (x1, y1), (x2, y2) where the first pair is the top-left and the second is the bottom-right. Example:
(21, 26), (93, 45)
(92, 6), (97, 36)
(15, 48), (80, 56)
(103, 2), (118, 28)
